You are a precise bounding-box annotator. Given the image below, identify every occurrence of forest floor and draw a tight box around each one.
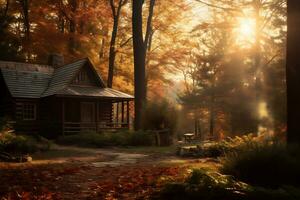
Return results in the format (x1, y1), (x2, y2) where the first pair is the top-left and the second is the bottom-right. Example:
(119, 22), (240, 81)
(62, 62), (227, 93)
(0, 145), (220, 199)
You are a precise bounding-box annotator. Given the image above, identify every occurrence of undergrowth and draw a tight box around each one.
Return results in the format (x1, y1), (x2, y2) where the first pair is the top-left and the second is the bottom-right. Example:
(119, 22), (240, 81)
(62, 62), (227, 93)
(221, 142), (300, 187)
(157, 169), (300, 200)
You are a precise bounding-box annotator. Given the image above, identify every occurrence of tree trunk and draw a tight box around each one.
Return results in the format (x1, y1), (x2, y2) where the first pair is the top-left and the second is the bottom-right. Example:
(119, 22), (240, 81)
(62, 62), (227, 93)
(107, 0), (126, 88)
(286, 0), (300, 144)
(99, 38), (105, 59)
(132, 0), (156, 130)
(68, 0), (77, 54)
(19, 0), (30, 40)
(99, 22), (109, 59)
(144, 0), (155, 49)
(209, 99), (215, 139)
(144, 0), (155, 96)
(253, 0), (262, 135)
(132, 0), (146, 130)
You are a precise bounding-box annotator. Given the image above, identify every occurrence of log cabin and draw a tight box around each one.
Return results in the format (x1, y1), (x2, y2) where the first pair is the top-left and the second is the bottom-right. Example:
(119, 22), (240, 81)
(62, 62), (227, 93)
(0, 55), (134, 138)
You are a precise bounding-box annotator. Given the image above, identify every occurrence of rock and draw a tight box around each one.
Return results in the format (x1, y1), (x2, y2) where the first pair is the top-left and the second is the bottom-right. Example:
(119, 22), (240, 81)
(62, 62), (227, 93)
(26, 156), (33, 162)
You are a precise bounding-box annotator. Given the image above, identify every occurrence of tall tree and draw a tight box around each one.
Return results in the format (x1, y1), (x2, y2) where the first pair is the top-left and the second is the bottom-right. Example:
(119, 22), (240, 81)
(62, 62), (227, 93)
(68, 0), (78, 54)
(0, 0), (21, 61)
(18, 0), (30, 39)
(107, 0), (127, 88)
(132, 0), (155, 130)
(286, 0), (300, 144)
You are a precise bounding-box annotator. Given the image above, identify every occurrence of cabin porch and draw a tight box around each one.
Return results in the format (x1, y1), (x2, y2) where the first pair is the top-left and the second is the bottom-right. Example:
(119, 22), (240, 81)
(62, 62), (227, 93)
(61, 98), (131, 135)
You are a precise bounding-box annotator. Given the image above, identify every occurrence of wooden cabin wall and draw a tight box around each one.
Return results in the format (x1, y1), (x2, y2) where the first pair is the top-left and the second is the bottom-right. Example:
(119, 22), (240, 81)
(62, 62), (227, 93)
(14, 98), (39, 134)
(99, 101), (113, 124)
(40, 97), (115, 137)
(64, 98), (81, 122)
(58, 97), (113, 124)
(40, 96), (63, 138)
(71, 64), (100, 87)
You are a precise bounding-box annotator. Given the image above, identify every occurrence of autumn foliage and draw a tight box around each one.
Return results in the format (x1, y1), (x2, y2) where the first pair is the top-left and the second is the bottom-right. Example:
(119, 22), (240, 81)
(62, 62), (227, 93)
(0, 163), (185, 200)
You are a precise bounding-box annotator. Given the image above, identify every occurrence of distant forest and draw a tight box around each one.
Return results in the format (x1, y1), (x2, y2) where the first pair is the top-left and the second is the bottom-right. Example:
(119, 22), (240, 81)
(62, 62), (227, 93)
(0, 0), (286, 138)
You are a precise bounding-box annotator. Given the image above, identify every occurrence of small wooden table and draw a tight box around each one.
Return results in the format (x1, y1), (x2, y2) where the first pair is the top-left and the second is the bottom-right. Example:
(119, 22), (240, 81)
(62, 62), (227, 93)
(184, 133), (195, 143)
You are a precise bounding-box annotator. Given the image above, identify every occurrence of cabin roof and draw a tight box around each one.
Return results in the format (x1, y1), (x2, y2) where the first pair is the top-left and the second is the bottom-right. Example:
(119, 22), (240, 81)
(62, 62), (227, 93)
(55, 86), (134, 99)
(0, 61), (53, 98)
(0, 59), (133, 99)
(42, 58), (87, 97)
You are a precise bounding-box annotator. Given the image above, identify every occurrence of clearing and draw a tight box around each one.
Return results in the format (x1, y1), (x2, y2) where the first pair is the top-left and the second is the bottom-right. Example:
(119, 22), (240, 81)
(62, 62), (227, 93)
(0, 145), (220, 199)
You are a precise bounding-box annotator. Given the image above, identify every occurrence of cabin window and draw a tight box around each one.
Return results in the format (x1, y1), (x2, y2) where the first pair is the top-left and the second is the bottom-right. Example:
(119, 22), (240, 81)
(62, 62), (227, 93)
(73, 70), (88, 84)
(23, 103), (36, 120)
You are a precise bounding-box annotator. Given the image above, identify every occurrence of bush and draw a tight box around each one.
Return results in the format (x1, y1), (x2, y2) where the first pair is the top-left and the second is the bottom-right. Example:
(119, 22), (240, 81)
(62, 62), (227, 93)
(157, 169), (300, 200)
(221, 142), (300, 188)
(0, 131), (51, 154)
(158, 169), (248, 200)
(127, 130), (154, 146)
(0, 117), (12, 132)
(142, 100), (178, 135)
(57, 130), (155, 147)
(180, 134), (260, 158)
(57, 132), (109, 147)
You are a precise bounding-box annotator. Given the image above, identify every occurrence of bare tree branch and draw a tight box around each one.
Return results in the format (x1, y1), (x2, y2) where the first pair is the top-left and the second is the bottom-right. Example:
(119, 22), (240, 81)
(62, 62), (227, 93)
(119, 36), (132, 48)
(194, 0), (239, 12)
(4, 0), (9, 17)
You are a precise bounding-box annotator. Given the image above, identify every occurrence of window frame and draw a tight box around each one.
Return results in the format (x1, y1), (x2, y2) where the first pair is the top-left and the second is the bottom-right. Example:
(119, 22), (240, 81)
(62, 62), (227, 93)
(22, 103), (36, 121)
(73, 70), (88, 84)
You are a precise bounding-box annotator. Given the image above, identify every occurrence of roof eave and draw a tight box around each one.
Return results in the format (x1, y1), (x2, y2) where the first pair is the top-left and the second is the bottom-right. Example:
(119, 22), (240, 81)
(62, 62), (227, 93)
(54, 94), (134, 100)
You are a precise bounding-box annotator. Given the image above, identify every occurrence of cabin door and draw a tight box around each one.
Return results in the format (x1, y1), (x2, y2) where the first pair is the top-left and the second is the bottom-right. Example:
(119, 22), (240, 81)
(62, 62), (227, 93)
(80, 102), (95, 123)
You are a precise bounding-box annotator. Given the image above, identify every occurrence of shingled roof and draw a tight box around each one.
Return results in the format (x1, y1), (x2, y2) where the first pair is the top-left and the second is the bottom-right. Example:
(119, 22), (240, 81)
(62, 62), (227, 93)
(56, 86), (134, 99)
(0, 61), (53, 98)
(0, 59), (133, 100)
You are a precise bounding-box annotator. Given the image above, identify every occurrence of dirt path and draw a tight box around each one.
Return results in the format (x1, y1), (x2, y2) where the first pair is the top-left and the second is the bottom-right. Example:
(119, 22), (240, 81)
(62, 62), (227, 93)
(31, 145), (150, 167)
(0, 145), (220, 199)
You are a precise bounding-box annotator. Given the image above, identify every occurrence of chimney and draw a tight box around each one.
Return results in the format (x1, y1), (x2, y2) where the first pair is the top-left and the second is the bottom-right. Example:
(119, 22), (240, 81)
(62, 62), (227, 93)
(48, 53), (64, 68)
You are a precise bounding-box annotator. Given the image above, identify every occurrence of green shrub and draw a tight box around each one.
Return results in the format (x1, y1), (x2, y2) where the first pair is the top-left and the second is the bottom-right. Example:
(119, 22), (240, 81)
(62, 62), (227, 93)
(127, 130), (154, 146)
(0, 117), (12, 132)
(57, 132), (110, 147)
(142, 100), (178, 136)
(158, 169), (248, 200)
(221, 142), (300, 188)
(0, 131), (51, 154)
(57, 130), (155, 147)
(181, 134), (260, 158)
(107, 132), (128, 146)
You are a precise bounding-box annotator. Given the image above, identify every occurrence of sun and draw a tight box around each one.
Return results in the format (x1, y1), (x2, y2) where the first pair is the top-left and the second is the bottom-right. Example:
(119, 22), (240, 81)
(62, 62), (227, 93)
(239, 19), (255, 37)
(235, 18), (256, 47)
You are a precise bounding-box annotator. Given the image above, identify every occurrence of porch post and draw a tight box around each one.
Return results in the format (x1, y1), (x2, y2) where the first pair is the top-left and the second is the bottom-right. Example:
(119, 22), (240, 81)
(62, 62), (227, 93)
(62, 98), (65, 136)
(126, 101), (130, 128)
(96, 101), (99, 132)
(121, 101), (125, 125)
(116, 102), (119, 128)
